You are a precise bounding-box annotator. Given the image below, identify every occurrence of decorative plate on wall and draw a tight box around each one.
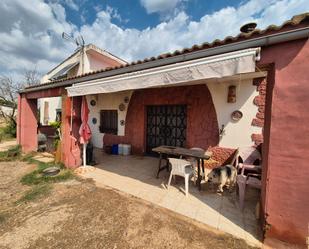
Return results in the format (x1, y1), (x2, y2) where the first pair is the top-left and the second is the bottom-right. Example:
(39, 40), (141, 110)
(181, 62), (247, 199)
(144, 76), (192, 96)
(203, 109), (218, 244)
(120, 120), (125, 126)
(119, 103), (126, 111)
(231, 110), (243, 121)
(92, 117), (97, 124)
(90, 100), (96, 106)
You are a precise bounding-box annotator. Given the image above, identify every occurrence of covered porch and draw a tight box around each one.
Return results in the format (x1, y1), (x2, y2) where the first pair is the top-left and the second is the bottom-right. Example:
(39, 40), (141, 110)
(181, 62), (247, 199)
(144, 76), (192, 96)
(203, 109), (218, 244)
(18, 47), (266, 247)
(69, 47), (266, 246)
(79, 149), (262, 247)
(67, 48), (267, 153)
(16, 16), (309, 247)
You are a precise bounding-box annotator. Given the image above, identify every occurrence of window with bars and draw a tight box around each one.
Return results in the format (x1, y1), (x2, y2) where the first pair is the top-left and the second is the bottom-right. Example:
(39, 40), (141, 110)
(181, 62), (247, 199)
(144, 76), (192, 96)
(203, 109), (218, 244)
(99, 110), (118, 134)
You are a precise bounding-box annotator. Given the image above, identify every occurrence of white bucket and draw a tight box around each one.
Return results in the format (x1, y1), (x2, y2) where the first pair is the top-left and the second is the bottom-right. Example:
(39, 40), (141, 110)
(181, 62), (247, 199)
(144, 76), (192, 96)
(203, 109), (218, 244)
(122, 144), (131, 156)
(118, 144), (124, 155)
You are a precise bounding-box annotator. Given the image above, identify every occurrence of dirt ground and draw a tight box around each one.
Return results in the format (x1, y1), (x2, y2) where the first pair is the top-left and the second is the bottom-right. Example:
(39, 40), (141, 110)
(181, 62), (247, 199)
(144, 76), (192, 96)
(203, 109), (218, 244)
(0, 161), (258, 249)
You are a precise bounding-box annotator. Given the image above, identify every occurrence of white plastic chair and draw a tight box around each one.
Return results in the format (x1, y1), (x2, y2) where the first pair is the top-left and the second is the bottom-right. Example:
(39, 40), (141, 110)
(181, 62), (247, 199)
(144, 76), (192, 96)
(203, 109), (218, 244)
(236, 146), (262, 209)
(167, 158), (194, 197)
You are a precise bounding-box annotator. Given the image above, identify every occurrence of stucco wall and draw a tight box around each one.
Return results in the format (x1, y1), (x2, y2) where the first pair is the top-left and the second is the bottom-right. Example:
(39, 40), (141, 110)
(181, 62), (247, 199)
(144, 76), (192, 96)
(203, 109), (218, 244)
(102, 85), (220, 154)
(87, 51), (121, 71)
(96, 82), (262, 152)
(207, 79), (262, 148)
(17, 95), (38, 152)
(61, 95), (82, 168)
(39, 48), (124, 126)
(86, 91), (132, 148)
(259, 39), (309, 246)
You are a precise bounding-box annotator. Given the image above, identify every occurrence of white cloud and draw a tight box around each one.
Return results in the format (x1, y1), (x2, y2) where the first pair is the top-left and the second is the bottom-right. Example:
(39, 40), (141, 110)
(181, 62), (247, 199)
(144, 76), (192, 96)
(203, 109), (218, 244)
(93, 5), (103, 13)
(0, 0), (308, 82)
(140, 0), (185, 14)
(140, 0), (188, 20)
(79, 0), (308, 62)
(0, 0), (76, 79)
(63, 0), (79, 11)
(106, 5), (129, 24)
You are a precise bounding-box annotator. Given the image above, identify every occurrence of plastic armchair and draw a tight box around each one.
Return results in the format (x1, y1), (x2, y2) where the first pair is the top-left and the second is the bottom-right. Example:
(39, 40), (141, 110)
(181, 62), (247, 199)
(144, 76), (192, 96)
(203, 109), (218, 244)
(236, 146), (261, 172)
(167, 158), (194, 197)
(236, 147), (262, 209)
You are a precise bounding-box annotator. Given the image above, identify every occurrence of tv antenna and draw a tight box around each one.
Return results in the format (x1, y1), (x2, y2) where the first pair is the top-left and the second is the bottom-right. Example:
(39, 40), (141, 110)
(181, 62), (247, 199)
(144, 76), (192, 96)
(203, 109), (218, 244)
(62, 32), (86, 74)
(62, 32), (85, 48)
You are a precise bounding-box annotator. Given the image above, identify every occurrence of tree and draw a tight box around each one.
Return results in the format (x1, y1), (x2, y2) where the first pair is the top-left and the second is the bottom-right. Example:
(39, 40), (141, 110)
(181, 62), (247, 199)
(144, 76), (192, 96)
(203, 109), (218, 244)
(0, 69), (40, 126)
(23, 68), (40, 86)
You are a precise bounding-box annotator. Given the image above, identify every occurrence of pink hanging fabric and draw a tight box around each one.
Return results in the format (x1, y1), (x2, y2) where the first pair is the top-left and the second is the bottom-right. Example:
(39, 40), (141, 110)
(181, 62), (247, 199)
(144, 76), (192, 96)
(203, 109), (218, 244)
(79, 96), (91, 144)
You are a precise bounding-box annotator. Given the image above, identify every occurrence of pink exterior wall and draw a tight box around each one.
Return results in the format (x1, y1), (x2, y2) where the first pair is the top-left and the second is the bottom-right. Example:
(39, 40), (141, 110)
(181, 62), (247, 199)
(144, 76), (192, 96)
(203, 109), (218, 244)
(61, 95), (82, 168)
(260, 38), (309, 246)
(87, 50), (124, 72)
(17, 94), (38, 152)
(17, 87), (82, 168)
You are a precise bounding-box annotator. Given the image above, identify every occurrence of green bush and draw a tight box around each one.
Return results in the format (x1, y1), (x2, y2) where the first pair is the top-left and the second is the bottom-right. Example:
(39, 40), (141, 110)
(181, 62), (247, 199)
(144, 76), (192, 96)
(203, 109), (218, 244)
(49, 121), (61, 151)
(48, 121), (61, 129)
(0, 120), (16, 140)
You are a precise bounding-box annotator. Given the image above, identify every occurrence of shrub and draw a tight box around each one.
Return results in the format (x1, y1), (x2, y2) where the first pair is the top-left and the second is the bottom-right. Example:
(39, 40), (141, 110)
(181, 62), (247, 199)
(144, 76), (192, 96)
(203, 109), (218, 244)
(48, 121), (61, 129)
(49, 121), (61, 151)
(3, 120), (16, 138)
(0, 120), (16, 141)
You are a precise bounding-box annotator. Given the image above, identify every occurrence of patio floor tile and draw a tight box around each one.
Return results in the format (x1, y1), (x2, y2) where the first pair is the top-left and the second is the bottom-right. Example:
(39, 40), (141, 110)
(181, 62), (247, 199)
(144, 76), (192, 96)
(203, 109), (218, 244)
(81, 150), (262, 247)
(174, 199), (200, 220)
(217, 218), (246, 240)
(195, 208), (220, 228)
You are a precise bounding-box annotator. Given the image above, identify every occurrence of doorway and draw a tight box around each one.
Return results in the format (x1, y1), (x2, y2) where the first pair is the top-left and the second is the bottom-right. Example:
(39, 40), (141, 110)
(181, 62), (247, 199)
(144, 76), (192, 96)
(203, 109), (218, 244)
(146, 105), (187, 154)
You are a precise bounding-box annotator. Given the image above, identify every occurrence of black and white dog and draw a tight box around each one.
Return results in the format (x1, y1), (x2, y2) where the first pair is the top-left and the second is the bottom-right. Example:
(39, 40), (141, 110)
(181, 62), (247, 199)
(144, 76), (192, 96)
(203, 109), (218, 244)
(204, 165), (237, 193)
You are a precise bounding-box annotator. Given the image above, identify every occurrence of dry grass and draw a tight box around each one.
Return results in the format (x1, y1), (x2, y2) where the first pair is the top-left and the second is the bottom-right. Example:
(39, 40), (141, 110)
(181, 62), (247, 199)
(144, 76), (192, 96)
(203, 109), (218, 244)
(0, 160), (259, 249)
(16, 184), (51, 203)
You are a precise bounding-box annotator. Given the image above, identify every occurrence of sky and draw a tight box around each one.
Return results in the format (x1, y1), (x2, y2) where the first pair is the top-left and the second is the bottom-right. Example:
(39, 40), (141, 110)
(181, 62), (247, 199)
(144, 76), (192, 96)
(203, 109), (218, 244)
(0, 0), (308, 81)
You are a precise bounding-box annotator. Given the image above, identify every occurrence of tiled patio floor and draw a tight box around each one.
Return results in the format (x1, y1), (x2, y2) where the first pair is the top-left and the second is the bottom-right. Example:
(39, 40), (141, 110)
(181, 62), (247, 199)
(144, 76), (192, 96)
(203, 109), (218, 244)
(81, 150), (262, 247)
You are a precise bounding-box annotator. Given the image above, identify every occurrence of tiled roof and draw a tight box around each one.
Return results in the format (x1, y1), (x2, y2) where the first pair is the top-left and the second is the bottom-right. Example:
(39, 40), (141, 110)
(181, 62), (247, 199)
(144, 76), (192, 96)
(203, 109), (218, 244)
(25, 12), (309, 90)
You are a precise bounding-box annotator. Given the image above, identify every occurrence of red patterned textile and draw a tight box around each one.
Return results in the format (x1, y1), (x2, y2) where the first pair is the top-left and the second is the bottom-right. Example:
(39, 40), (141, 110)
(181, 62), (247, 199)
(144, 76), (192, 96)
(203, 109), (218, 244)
(204, 146), (237, 169)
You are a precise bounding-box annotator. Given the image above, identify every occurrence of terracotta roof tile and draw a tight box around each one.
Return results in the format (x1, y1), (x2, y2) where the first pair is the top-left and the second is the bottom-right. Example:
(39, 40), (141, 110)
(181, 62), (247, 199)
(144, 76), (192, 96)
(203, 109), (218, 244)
(25, 12), (309, 90)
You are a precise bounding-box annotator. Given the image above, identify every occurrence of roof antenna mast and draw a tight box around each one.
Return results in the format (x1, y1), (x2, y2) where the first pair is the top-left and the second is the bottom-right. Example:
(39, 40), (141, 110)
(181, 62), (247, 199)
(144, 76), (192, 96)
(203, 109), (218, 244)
(62, 32), (86, 74)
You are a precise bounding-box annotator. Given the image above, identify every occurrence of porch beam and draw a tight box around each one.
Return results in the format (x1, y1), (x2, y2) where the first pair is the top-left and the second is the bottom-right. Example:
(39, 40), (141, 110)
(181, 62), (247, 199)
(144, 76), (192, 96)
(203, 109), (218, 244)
(25, 87), (66, 99)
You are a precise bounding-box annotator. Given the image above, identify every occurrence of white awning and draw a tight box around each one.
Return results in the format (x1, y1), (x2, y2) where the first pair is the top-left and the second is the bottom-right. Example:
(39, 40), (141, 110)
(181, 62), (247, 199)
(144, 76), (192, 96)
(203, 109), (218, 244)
(67, 48), (260, 97)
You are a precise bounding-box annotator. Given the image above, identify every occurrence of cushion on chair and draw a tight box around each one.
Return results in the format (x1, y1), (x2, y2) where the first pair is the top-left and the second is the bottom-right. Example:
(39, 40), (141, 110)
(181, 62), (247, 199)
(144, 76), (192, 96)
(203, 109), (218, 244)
(203, 146), (237, 170)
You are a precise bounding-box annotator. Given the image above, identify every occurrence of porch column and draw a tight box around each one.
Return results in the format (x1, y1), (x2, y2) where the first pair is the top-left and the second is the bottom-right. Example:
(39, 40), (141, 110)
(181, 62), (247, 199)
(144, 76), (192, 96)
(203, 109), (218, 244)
(61, 93), (82, 168)
(17, 94), (38, 152)
(16, 94), (21, 144)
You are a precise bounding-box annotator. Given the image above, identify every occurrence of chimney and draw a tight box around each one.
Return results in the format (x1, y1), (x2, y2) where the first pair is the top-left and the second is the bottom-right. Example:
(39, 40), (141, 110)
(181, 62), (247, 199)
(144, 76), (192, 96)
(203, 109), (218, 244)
(240, 22), (257, 33)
